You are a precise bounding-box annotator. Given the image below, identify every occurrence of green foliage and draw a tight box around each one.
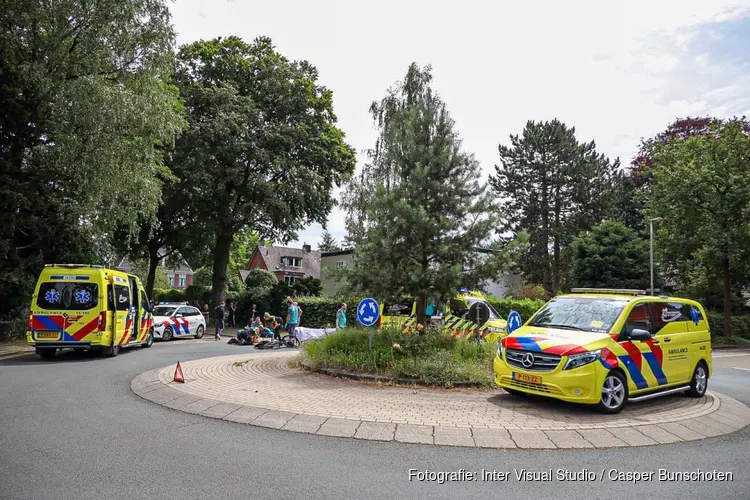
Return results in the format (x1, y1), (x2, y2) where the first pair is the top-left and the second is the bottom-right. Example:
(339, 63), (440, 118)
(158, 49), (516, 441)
(504, 283), (546, 301)
(341, 63), (516, 320)
(485, 296), (545, 322)
(154, 288), (187, 303)
(571, 221), (650, 290)
(244, 269), (277, 289)
(172, 36), (356, 305)
(301, 326), (496, 387)
(318, 231), (342, 252)
(647, 118), (750, 333)
(490, 119), (623, 296)
(0, 0), (185, 319)
(706, 312), (750, 342)
(127, 259), (169, 290)
(192, 267), (213, 288)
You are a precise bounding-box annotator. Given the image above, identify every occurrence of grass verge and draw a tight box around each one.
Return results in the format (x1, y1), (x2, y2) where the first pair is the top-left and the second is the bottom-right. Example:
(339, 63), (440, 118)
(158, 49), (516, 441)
(299, 326), (496, 388)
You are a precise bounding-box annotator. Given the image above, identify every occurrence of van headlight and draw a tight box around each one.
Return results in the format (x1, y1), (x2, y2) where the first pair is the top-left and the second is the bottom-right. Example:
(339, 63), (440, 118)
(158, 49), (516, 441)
(497, 342), (504, 359)
(563, 350), (601, 370)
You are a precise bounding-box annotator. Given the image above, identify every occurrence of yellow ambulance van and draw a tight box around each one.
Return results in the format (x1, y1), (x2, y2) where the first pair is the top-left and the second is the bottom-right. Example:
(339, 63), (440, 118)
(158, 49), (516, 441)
(27, 264), (154, 358)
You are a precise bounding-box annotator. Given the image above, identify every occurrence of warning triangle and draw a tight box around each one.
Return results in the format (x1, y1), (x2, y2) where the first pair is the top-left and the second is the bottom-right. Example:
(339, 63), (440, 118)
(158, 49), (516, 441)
(174, 361), (185, 383)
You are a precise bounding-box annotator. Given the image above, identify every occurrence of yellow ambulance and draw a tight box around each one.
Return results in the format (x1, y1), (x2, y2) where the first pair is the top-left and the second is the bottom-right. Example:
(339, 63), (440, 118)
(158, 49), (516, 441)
(27, 264), (154, 358)
(494, 288), (712, 413)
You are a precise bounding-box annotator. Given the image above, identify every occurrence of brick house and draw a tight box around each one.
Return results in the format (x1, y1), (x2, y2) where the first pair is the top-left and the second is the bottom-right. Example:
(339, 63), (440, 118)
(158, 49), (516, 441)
(115, 256), (194, 290)
(243, 243), (321, 285)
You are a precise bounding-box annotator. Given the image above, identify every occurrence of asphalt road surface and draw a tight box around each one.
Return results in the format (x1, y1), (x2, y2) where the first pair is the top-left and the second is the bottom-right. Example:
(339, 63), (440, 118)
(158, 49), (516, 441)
(2, 342), (750, 500)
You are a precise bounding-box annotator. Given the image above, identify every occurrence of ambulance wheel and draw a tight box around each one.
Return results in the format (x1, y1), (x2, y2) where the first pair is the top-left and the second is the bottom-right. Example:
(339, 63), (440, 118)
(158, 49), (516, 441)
(597, 370), (628, 414)
(686, 361), (708, 398)
(194, 325), (204, 339)
(162, 326), (174, 341)
(36, 348), (56, 359)
(142, 329), (154, 348)
(102, 343), (120, 357)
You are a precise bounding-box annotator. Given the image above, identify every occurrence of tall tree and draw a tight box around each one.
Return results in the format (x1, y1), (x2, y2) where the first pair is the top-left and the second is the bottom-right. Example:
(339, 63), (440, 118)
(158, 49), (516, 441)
(172, 36), (356, 306)
(571, 221), (650, 290)
(343, 63), (518, 325)
(0, 0), (185, 318)
(647, 118), (750, 334)
(318, 231), (341, 252)
(490, 120), (622, 296)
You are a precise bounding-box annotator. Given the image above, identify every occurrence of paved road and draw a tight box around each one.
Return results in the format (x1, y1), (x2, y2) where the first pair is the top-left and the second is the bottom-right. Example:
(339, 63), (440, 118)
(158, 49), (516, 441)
(2, 342), (749, 500)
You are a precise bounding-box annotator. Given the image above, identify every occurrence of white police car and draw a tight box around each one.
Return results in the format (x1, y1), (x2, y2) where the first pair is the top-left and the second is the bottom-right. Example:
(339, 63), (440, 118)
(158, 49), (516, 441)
(152, 303), (206, 341)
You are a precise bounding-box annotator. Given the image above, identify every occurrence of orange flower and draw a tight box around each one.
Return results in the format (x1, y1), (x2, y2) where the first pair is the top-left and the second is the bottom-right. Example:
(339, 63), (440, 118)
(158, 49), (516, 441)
(392, 343), (401, 350)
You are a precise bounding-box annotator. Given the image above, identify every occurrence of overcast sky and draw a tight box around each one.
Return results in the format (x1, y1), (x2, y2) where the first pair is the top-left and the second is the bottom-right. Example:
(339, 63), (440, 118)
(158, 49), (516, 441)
(170, 0), (750, 250)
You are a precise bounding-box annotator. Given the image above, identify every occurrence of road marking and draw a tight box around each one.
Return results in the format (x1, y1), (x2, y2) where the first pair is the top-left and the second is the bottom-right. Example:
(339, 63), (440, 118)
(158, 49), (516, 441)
(732, 367), (750, 371)
(713, 353), (750, 358)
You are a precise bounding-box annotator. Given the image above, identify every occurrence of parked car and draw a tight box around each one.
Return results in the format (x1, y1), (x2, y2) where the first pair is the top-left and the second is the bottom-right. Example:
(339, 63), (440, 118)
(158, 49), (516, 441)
(152, 303), (206, 340)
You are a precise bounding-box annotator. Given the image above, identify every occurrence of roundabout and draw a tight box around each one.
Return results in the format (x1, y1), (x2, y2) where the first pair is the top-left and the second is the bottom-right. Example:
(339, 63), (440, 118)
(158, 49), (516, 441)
(131, 351), (750, 449)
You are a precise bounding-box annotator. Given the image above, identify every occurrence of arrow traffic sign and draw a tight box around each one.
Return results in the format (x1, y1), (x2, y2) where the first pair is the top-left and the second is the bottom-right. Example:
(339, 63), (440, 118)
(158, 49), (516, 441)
(507, 310), (522, 334)
(357, 298), (380, 327)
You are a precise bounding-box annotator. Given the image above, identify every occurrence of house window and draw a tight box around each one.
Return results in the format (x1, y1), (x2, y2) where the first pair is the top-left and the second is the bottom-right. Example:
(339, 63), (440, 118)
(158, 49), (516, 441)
(336, 261), (346, 270)
(168, 275), (174, 287)
(178, 276), (185, 288)
(283, 257), (302, 267)
(284, 276), (297, 285)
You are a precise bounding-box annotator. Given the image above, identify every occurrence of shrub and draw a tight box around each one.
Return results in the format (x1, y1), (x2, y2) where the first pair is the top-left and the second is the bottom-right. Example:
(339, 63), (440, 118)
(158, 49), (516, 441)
(154, 288), (187, 303)
(300, 325), (496, 387)
(485, 296), (545, 322)
(706, 312), (750, 341)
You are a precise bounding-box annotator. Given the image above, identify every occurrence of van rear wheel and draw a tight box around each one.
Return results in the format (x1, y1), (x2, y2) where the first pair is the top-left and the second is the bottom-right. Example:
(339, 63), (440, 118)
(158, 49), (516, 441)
(102, 343), (120, 357)
(36, 348), (56, 359)
(142, 329), (154, 348)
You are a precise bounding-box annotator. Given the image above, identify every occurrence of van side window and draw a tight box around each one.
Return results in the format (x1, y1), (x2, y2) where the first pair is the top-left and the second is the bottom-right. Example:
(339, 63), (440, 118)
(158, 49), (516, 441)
(649, 301), (693, 334)
(114, 285), (130, 311)
(450, 299), (468, 318)
(384, 298), (414, 316)
(140, 290), (149, 311)
(622, 303), (653, 339)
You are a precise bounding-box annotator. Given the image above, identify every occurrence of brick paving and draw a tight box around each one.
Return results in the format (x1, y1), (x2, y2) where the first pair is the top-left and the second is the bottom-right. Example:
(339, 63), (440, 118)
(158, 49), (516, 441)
(131, 351), (750, 449)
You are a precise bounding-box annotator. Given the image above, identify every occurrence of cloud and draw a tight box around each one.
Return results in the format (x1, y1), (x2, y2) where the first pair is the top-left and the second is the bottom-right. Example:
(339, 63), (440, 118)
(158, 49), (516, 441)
(168, 0), (750, 247)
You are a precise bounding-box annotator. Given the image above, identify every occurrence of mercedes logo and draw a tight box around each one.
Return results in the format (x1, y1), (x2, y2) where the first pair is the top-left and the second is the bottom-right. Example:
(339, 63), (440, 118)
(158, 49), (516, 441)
(521, 353), (535, 368)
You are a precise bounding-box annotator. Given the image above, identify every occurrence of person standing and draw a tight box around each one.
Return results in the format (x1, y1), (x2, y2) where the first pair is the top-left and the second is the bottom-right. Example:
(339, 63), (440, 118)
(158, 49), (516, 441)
(293, 301), (303, 326)
(336, 303), (347, 330)
(202, 303), (210, 327)
(250, 304), (257, 324)
(214, 301), (226, 340)
(227, 301), (236, 328)
(285, 298), (299, 339)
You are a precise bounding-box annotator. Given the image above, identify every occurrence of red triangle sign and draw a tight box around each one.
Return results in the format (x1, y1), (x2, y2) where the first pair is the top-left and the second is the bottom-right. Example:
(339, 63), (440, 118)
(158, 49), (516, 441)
(174, 361), (185, 383)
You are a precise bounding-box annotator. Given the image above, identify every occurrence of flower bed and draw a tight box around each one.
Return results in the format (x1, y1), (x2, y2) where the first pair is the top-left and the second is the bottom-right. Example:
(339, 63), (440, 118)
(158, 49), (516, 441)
(299, 326), (497, 388)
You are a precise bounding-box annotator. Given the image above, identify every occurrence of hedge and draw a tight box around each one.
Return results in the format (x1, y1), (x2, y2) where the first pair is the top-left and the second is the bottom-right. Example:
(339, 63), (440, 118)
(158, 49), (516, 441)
(485, 296), (545, 323)
(706, 312), (750, 342)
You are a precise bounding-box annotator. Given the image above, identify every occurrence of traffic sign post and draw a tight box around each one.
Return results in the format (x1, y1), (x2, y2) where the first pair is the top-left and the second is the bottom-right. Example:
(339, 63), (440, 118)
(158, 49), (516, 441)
(357, 298), (380, 349)
(506, 310), (522, 335)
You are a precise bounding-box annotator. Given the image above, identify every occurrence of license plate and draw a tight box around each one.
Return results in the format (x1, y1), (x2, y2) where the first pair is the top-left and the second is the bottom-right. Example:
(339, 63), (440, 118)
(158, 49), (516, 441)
(513, 372), (542, 384)
(36, 331), (60, 340)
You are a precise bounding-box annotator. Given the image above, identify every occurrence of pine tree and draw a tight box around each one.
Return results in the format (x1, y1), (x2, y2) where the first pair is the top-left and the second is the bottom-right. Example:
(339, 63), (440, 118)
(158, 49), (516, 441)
(318, 231), (341, 252)
(343, 63), (517, 324)
(490, 120), (622, 296)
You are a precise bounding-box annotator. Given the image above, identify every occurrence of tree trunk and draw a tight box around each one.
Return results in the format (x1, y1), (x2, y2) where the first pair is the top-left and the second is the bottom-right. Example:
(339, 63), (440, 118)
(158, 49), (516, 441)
(416, 294), (426, 331)
(146, 245), (160, 301)
(722, 255), (731, 336)
(211, 231), (234, 307)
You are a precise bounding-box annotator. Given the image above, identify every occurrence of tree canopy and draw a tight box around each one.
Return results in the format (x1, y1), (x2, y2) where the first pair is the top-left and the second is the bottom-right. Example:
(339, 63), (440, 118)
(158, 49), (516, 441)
(0, 0), (185, 318)
(343, 63), (520, 323)
(490, 119), (622, 296)
(171, 36), (356, 305)
(647, 118), (750, 333)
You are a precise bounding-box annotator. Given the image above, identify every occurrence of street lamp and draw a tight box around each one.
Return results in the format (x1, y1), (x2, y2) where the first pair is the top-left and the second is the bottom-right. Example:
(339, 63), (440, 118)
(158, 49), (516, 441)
(649, 217), (664, 296)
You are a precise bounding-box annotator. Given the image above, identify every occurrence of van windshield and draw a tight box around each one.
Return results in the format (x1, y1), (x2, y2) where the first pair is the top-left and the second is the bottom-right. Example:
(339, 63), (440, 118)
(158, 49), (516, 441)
(529, 297), (626, 333)
(36, 282), (99, 311)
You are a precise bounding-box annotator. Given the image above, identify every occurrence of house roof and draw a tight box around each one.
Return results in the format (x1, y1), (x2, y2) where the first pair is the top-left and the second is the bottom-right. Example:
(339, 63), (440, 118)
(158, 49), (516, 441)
(321, 249), (354, 257)
(251, 245), (322, 279)
(116, 254), (194, 275)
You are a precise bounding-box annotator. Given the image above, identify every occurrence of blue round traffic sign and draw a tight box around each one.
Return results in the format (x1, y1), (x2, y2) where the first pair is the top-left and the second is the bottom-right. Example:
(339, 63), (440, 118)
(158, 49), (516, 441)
(507, 310), (522, 334)
(357, 298), (380, 327)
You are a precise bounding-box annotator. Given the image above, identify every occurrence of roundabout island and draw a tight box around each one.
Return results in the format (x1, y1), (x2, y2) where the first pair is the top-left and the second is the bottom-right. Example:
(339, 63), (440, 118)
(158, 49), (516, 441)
(131, 351), (750, 449)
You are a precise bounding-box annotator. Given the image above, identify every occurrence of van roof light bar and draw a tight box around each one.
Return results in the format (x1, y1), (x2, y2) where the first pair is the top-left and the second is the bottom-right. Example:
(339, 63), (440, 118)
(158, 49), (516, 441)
(570, 288), (646, 296)
(46, 264), (104, 269)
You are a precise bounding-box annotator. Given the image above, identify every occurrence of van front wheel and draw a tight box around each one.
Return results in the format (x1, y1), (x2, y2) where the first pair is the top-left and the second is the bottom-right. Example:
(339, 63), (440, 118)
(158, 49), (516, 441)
(102, 343), (120, 357)
(597, 371), (628, 414)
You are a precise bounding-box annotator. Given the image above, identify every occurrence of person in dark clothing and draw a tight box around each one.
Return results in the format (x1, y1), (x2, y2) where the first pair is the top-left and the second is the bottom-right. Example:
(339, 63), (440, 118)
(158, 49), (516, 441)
(263, 312), (283, 341)
(214, 301), (225, 340)
(227, 301), (236, 328)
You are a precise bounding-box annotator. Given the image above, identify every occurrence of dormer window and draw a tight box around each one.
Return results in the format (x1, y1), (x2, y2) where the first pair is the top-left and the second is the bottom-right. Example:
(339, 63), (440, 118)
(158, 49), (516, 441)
(282, 257), (302, 267)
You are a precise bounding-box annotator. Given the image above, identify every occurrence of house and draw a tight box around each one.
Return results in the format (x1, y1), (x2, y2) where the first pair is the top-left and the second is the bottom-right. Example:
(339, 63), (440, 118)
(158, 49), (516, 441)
(245, 243), (321, 285)
(115, 256), (195, 290)
(319, 248), (520, 298)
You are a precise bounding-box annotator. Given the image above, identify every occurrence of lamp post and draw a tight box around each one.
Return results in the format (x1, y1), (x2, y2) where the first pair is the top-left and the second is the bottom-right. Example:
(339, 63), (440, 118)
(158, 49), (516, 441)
(649, 217), (664, 296)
